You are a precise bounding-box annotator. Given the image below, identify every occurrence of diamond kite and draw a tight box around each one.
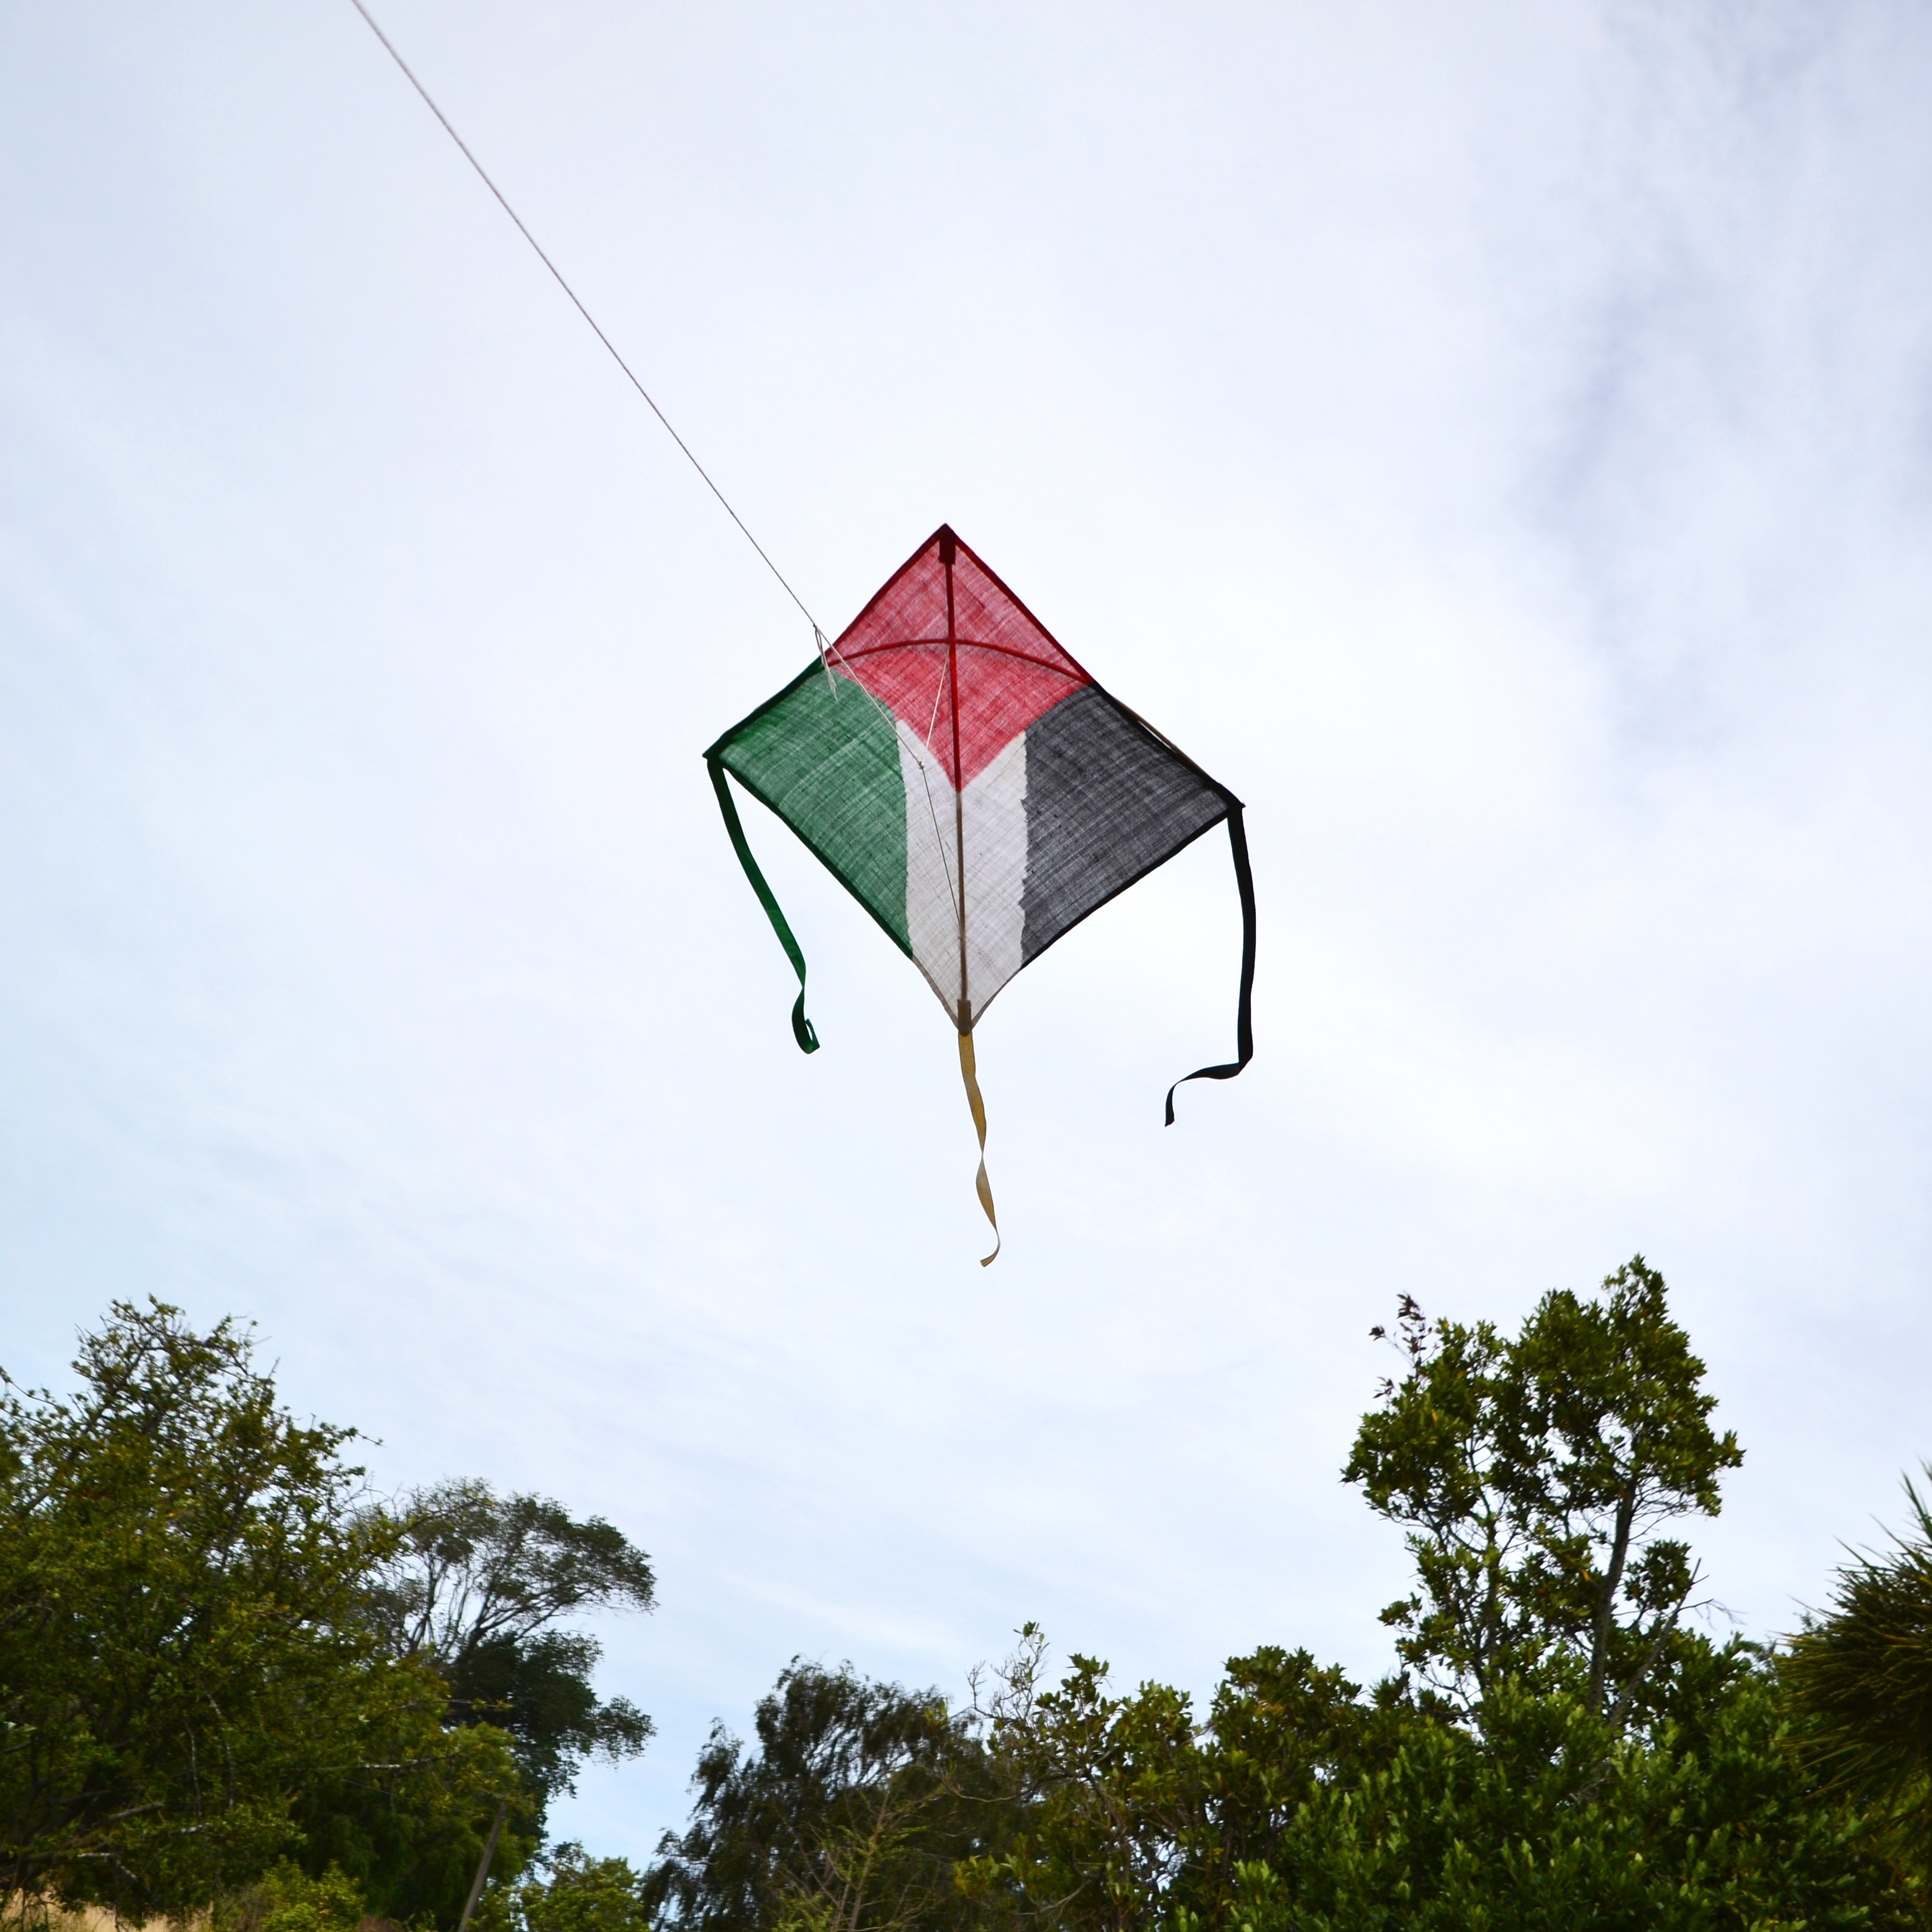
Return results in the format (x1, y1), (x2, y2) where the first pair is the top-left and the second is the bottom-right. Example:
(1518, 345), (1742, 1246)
(706, 525), (1255, 1262)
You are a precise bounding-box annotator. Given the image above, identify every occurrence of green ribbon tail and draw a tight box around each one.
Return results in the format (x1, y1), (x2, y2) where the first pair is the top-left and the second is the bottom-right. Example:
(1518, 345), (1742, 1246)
(708, 758), (819, 1053)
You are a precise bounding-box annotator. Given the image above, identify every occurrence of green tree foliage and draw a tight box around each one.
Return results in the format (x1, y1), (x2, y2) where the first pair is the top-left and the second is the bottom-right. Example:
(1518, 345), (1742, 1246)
(0, 1301), (530, 1925)
(1343, 1257), (1742, 1722)
(289, 1706), (533, 1928)
(213, 1859), (370, 1932)
(963, 1634), (1919, 1931)
(1213, 1645), (1916, 1931)
(364, 1480), (657, 1815)
(960, 1631), (1387, 1931)
(21, 1258), (1931, 1932)
(489, 1842), (653, 1932)
(643, 1662), (996, 1932)
(663, 1256), (1923, 1931)
(1785, 1467), (1932, 1867)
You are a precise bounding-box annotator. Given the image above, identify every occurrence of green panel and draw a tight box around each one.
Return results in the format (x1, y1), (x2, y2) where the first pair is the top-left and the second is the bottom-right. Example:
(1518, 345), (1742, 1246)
(715, 665), (911, 954)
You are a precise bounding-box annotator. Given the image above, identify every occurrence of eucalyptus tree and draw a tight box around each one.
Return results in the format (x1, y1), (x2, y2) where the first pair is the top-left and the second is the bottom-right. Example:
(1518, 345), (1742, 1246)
(644, 1661), (993, 1932)
(364, 1479), (656, 1812)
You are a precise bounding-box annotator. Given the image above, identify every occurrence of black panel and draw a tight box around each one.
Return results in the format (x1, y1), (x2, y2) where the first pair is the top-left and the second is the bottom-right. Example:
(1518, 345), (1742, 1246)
(1020, 684), (1229, 964)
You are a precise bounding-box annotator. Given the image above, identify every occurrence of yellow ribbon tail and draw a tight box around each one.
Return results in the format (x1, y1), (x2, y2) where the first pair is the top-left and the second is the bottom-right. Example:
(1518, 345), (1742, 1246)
(958, 1030), (1001, 1267)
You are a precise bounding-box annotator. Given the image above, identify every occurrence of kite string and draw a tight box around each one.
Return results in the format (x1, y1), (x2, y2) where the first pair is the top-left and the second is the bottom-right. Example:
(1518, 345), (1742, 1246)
(347, 0), (824, 640)
(916, 757), (963, 928)
(350, 2), (920, 756)
(351, 0), (933, 768)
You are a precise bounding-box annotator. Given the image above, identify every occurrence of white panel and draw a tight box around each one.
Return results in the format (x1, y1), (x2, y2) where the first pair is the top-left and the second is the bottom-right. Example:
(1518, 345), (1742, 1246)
(901, 727), (963, 1016)
(960, 731), (1028, 1025)
(899, 726), (1029, 1027)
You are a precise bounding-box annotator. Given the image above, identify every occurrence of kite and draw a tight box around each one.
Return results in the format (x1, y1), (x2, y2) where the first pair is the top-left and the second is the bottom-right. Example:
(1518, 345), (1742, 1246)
(345, 16), (1252, 1262)
(706, 525), (1255, 1262)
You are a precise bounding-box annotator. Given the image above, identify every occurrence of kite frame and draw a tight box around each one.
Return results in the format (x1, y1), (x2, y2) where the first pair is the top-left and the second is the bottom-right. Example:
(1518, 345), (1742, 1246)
(706, 535), (1256, 1116)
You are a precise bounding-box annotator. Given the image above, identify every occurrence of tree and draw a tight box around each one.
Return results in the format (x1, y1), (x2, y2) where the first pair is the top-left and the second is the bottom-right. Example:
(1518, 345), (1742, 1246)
(288, 1701), (533, 1929)
(953, 1260), (1916, 1929)
(0, 1301), (523, 1924)
(213, 1858), (370, 1932)
(967, 1635), (1920, 1932)
(491, 1842), (653, 1932)
(960, 1631), (1385, 1932)
(611, 1255), (1932, 1928)
(1784, 1466), (1932, 1869)
(961, 1630), (1202, 1932)
(643, 1662), (993, 1932)
(364, 1479), (656, 1814)
(962, 1641), (1919, 1926)
(1343, 1257), (1742, 1724)
(1209, 1641), (1919, 1932)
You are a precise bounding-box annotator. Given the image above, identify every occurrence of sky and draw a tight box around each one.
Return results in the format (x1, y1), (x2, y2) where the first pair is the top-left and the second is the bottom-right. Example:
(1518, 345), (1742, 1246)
(5, 0), (1932, 1863)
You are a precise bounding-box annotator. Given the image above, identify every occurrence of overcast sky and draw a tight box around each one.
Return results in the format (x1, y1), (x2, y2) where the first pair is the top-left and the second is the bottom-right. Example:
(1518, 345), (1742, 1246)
(6, 0), (1932, 1862)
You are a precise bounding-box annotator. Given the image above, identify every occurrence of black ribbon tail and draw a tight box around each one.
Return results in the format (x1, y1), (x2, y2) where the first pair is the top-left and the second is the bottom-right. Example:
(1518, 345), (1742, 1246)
(1165, 804), (1255, 1124)
(708, 757), (819, 1053)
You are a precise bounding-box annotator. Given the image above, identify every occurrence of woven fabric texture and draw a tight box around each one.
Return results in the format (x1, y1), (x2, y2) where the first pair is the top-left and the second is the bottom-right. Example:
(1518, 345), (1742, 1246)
(710, 525), (1236, 1030)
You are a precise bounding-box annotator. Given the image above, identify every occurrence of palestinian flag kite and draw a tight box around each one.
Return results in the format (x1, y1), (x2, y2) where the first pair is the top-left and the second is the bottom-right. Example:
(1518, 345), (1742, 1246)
(707, 526), (1255, 1262)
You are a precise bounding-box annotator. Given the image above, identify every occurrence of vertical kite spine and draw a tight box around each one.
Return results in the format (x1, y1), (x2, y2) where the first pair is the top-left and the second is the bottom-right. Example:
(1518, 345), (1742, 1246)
(942, 527), (969, 1030)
